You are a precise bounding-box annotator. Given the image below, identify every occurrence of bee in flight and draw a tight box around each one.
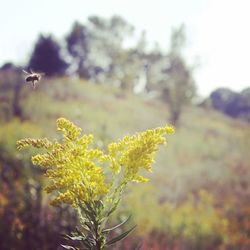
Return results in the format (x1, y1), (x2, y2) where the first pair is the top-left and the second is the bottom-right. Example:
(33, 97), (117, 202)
(23, 69), (44, 89)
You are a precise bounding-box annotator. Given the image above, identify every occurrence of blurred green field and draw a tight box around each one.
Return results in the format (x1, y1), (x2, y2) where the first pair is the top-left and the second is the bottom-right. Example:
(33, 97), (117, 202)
(1, 77), (250, 249)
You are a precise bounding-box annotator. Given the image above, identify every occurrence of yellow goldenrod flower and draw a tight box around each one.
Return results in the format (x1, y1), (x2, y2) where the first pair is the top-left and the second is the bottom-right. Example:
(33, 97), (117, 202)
(108, 125), (175, 183)
(16, 117), (175, 249)
(17, 118), (174, 207)
(17, 118), (109, 207)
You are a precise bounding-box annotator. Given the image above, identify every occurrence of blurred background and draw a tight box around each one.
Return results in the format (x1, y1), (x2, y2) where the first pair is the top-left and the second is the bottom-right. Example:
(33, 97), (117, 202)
(0, 0), (250, 249)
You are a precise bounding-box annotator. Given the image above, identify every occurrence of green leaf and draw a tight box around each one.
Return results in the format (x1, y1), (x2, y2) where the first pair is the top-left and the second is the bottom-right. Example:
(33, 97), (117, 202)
(60, 244), (76, 250)
(102, 215), (131, 233)
(86, 237), (96, 247)
(75, 226), (88, 237)
(80, 238), (93, 249)
(81, 223), (92, 233)
(64, 234), (86, 241)
(80, 205), (96, 223)
(95, 200), (104, 211)
(106, 225), (136, 245)
(85, 202), (96, 215)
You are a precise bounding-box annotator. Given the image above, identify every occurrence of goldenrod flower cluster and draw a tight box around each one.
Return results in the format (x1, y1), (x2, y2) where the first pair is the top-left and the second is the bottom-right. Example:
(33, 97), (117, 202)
(108, 126), (174, 183)
(17, 118), (174, 207)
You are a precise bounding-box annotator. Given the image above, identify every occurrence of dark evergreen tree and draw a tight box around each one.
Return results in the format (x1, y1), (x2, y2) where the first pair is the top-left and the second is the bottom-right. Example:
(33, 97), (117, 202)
(28, 35), (68, 76)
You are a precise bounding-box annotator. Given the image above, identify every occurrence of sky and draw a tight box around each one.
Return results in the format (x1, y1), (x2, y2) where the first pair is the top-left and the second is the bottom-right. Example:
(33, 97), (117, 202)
(1, 0), (250, 96)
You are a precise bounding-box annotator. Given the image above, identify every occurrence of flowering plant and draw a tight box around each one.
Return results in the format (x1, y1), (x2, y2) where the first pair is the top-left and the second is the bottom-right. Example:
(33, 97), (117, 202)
(17, 118), (174, 249)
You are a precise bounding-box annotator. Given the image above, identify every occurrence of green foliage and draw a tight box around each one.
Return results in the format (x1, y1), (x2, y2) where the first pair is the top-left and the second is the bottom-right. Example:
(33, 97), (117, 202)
(0, 119), (41, 165)
(126, 187), (229, 248)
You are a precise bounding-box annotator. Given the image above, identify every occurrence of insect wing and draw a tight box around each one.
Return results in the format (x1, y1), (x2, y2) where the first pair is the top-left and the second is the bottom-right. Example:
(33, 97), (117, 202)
(22, 69), (29, 74)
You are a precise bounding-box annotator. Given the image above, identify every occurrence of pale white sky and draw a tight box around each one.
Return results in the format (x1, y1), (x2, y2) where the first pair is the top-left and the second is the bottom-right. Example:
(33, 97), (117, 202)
(0, 0), (250, 96)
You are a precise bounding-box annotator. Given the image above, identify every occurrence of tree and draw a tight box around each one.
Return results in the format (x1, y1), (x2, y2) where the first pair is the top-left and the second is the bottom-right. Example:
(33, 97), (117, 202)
(210, 87), (250, 122)
(210, 88), (238, 115)
(87, 15), (134, 85)
(142, 46), (166, 93)
(237, 88), (250, 121)
(28, 35), (68, 76)
(0, 63), (24, 119)
(162, 25), (196, 125)
(66, 16), (136, 85)
(66, 22), (90, 78)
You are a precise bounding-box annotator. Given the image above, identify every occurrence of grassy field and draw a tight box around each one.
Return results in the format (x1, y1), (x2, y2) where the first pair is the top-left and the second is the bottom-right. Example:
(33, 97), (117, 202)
(1, 77), (250, 249)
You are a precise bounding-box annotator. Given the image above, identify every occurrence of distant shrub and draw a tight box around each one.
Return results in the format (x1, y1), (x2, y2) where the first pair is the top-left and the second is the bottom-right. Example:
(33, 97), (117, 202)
(210, 87), (250, 122)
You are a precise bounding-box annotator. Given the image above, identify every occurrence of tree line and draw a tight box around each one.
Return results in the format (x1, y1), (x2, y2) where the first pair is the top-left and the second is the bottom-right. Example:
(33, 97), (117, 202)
(207, 87), (250, 122)
(0, 15), (196, 125)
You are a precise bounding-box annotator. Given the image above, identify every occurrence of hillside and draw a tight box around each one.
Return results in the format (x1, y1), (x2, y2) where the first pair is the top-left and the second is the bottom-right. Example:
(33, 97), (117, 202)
(1, 77), (250, 249)
(18, 78), (250, 186)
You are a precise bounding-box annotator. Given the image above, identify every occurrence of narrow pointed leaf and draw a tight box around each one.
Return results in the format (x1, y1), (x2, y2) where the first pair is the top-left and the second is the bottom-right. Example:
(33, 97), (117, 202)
(102, 215), (131, 233)
(81, 239), (92, 249)
(95, 200), (104, 211)
(85, 202), (96, 216)
(80, 205), (96, 222)
(107, 225), (136, 245)
(87, 237), (96, 247)
(64, 235), (86, 241)
(60, 244), (76, 250)
(76, 226), (90, 236)
(81, 223), (92, 233)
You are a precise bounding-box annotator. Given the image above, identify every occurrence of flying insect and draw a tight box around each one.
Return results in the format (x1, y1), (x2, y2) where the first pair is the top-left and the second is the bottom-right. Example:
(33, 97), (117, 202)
(23, 69), (44, 89)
